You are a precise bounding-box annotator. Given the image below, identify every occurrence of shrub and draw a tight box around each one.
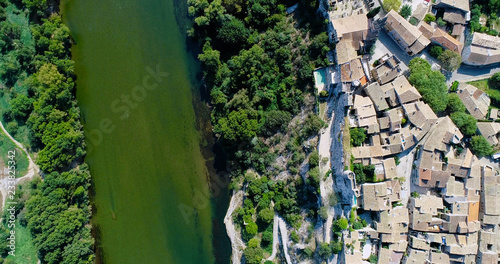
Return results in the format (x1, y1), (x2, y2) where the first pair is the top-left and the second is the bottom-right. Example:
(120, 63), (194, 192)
(318, 242), (333, 258)
(429, 45), (443, 58)
(450, 80), (459, 92)
(334, 217), (349, 230)
(437, 17), (446, 26)
(369, 254), (378, 263)
(353, 221), (363, 230)
(319, 90), (329, 97)
(424, 14), (436, 23)
(309, 152), (320, 168)
(409, 17), (418, 25)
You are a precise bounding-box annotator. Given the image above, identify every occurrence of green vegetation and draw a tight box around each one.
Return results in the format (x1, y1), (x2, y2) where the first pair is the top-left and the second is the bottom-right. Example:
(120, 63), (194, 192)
(436, 17), (446, 26)
(409, 17), (418, 25)
(189, 0), (333, 261)
(446, 94), (466, 113)
(450, 81), (459, 92)
(244, 242), (264, 264)
(0, 130), (28, 177)
(470, 4), (500, 35)
(399, 4), (412, 19)
(350, 127), (366, 147)
(424, 14), (436, 23)
(333, 217), (348, 231)
(411, 191), (420, 198)
(468, 78), (500, 105)
(438, 50), (462, 72)
(382, 0), (401, 12)
(0, 0), (93, 263)
(352, 163), (375, 184)
(4, 220), (37, 264)
(369, 254), (378, 263)
(490, 72), (500, 90)
(470, 135), (493, 157)
(450, 112), (477, 136)
(408, 58), (448, 112)
(429, 45), (443, 58)
(366, 6), (381, 19)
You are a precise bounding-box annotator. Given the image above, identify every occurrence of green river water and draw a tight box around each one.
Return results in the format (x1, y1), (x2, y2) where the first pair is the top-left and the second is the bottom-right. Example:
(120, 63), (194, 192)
(61, 0), (230, 263)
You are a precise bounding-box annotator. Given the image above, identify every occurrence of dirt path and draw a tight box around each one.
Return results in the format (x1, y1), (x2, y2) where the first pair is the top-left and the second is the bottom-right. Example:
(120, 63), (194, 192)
(266, 213), (280, 261)
(224, 190), (246, 264)
(0, 121), (39, 209)
(277, 216), (292, 264)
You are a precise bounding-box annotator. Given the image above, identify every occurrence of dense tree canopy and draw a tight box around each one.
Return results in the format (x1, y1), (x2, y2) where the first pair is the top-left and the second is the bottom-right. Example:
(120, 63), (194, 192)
(438, 50), (462, 72)
(450, 112), (477, 136)
(408, 58), (448, 112)
(0, 2), (93, 262)
(26, 166), (93, 264)
(350, 127), (366, 147)
(470, 135), (493, 157)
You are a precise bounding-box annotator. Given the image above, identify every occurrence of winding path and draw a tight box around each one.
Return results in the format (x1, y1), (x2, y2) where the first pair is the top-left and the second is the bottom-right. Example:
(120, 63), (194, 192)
(0, 121), (39, 209)
(224, 190), (246, 264)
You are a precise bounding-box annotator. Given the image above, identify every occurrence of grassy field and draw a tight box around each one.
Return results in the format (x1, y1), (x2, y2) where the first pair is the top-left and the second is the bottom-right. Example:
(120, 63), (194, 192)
(4, 221), (37, 264)
(0, 130), (29, 178)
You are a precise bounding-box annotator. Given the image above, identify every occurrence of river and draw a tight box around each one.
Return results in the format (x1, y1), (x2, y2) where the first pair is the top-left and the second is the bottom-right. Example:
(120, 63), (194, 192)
(60, 0), (230, 263)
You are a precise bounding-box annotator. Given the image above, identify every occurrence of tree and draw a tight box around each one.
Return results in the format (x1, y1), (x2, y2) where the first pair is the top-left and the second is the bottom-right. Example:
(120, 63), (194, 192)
(490, 72), (500, 90)
(198, 42), (221, 74)
(447, 94), (466, 113)
(382, 0), (401, 11)
(244, 245), (264, 264)
(369, 254), (378, 263)
(215, 109), (259, 142)
(450, 112), (477, 136)
(424, 14), (436, 23)
(260, 110), (291, 136)
(438, 50), (462, 72)
(437, 17), (446, 26)
(352, 221), (363, 229)
(262, 230), (273, 243)
(309, 152), (319, 168)
(429, 45), (443, 58)
(367, 6), (381, 19)
(399, 4), (412, 19)
(10, 94), (34, 120)
(258, 208), (274, 224)
(470, 135), (493, 157)
(330, 241), (342, 254)
(318, 242), (332, 258)
(334, 217), (348, 230)
(217, 16), (249, 45)
(350, 127), (366, 147)
(408, 58), (449, 112)
(245, 221), (258, 238)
